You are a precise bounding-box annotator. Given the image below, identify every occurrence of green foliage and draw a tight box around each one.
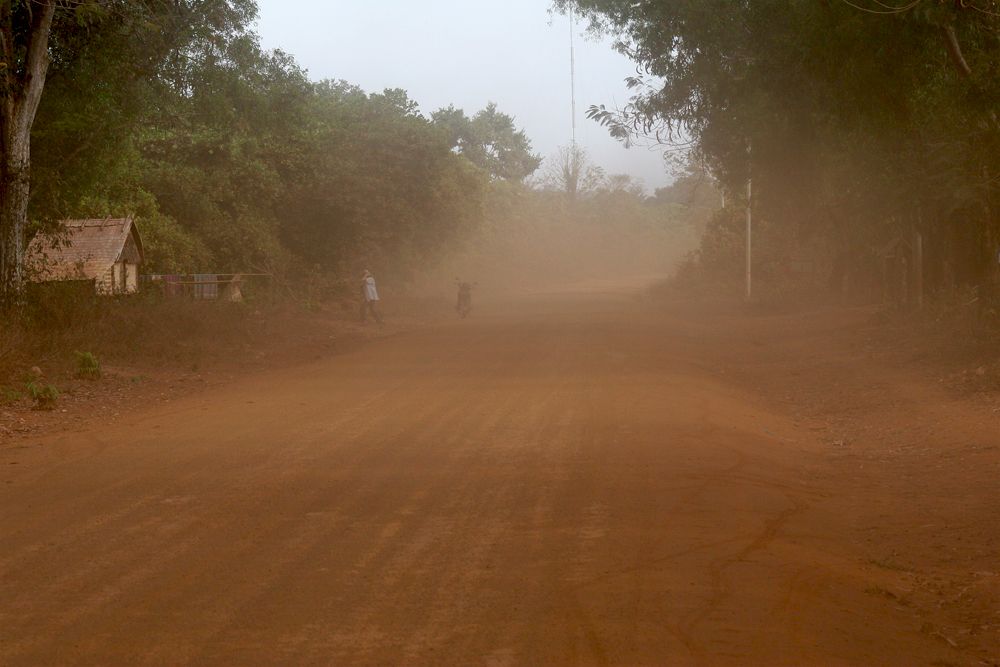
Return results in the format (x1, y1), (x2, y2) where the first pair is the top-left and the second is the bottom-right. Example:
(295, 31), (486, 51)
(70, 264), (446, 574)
(278, 82), (490, 280)
(432, 103), (542, 182)
(31, 1), (261, 223)
(27, 8), (517, 285)
(557, 0), (1000, 296)
(74, 351), (101, 380)
(1, 386), (24, 405)
(135, 210), (214, 274)
(26, 381), (59, 411)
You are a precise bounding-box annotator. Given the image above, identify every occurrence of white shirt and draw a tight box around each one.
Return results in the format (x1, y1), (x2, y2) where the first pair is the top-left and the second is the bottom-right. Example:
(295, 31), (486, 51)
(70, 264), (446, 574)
(363, 276), (379, 301)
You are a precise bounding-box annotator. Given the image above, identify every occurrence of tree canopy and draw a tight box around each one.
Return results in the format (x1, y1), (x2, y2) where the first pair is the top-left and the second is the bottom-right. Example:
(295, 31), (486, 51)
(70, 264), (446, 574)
(432, 103), (541, 182)
(12, 1), (544, 288)
(556, 0), (1000, 295)
(0, 0), (721, 307)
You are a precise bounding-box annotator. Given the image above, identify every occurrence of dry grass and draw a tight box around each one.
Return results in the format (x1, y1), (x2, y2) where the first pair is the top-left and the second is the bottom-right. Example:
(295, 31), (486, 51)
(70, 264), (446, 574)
(1, 287), (290, 389)
(0, 278), (441, 395)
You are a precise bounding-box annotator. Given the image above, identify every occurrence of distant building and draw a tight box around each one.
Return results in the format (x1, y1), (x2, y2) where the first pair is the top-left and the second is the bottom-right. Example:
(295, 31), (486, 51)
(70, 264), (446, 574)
(27, 217), (144, 295)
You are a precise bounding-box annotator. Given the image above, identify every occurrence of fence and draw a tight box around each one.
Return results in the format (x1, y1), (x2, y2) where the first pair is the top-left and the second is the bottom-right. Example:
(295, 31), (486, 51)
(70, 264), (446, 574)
(141, 274), (271, 302)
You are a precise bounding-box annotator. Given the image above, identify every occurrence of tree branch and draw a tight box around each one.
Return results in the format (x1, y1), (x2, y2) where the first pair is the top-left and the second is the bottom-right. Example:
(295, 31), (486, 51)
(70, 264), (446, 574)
(0, 0), (14, 96)
(941, 24), (972, 78)
(18, 0), (56, 127)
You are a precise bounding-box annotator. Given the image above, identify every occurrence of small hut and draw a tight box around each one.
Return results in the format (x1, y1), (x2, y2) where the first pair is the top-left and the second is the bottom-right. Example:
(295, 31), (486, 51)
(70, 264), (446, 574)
(27, 217), (144, 295)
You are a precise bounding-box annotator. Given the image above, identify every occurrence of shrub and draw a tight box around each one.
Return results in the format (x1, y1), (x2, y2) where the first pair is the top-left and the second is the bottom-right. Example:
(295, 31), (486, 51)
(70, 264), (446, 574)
(74, 351), (101, 380)
(26, 381), (59, 410)
(1, 386), (23, 405)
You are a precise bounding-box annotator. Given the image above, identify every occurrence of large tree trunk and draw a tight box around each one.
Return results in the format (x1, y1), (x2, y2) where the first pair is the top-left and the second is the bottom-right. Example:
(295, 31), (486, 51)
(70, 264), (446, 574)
(0, 118), (32, 309)
(0, 0), (56, 312)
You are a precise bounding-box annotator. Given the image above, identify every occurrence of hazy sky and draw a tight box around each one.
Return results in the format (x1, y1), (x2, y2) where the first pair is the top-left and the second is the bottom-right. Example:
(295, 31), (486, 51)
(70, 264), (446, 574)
(254, 1), (670, 191)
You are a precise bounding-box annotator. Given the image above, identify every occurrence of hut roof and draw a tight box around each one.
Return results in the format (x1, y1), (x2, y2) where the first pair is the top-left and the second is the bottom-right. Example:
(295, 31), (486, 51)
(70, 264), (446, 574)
(27, 217), (144, 282)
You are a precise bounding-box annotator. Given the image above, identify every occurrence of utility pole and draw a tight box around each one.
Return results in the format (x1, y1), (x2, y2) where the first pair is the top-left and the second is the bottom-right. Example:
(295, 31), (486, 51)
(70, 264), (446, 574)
(745, 142), (752, 301)
(914, 208), (924, 309)
(569, 5), (577, 148)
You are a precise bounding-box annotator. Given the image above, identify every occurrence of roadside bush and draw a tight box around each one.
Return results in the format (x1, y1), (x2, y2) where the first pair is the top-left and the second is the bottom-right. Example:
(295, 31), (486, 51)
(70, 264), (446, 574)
(75, 351), (101, 380)
(26, 381), (59, 410)
(24, 281), (98, 331)
(1, 386), (23, 405)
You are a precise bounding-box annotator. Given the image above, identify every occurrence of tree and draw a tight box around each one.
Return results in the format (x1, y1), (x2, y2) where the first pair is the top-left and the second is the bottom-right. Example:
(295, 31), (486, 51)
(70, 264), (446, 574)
(274, 82), (489, 279)
(0, 0), (258, 309)
(137, 30), (311, 273)
(653, 167), (719, 210)
(1, 0), (56, 310)
(540, 144), (604, 201)
(432, 102), (541, 182)
(557, 0), (1000, 295)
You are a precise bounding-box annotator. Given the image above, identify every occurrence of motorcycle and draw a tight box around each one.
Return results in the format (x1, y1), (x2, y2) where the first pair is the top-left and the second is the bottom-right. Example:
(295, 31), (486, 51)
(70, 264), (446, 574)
(455, 280), (474, 318)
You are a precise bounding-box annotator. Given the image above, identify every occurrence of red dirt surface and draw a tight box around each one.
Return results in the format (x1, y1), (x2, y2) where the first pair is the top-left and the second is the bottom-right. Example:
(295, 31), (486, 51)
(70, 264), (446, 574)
(1, 283), (999, 665)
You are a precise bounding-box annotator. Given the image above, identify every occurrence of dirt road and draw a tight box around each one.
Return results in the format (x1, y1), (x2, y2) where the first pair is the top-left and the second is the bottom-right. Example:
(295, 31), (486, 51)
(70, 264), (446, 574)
(1, 286), (997, 665)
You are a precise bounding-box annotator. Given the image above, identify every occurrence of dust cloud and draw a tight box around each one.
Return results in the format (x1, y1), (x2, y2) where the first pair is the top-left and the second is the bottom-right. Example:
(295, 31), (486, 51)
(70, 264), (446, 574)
(409, 191), (706, 301)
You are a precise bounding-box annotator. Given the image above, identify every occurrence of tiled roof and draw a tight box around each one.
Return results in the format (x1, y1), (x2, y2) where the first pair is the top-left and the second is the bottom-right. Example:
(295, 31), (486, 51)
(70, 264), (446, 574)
(27, 218), (143, 282)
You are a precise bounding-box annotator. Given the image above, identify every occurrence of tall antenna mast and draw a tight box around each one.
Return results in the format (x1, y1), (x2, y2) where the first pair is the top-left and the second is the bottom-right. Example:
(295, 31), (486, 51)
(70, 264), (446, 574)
(569, 5), (577, 147)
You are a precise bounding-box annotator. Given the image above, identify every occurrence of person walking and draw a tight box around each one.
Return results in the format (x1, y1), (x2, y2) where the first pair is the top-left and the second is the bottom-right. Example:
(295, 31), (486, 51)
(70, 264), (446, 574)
(359, 269), (383, 325)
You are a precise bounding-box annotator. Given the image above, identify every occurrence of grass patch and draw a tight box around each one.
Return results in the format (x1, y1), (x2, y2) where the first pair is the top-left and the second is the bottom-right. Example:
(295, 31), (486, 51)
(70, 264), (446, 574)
(1, 385), (24, 405)
(26, 381), (59, 411)
(74, 351), (101, 380)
